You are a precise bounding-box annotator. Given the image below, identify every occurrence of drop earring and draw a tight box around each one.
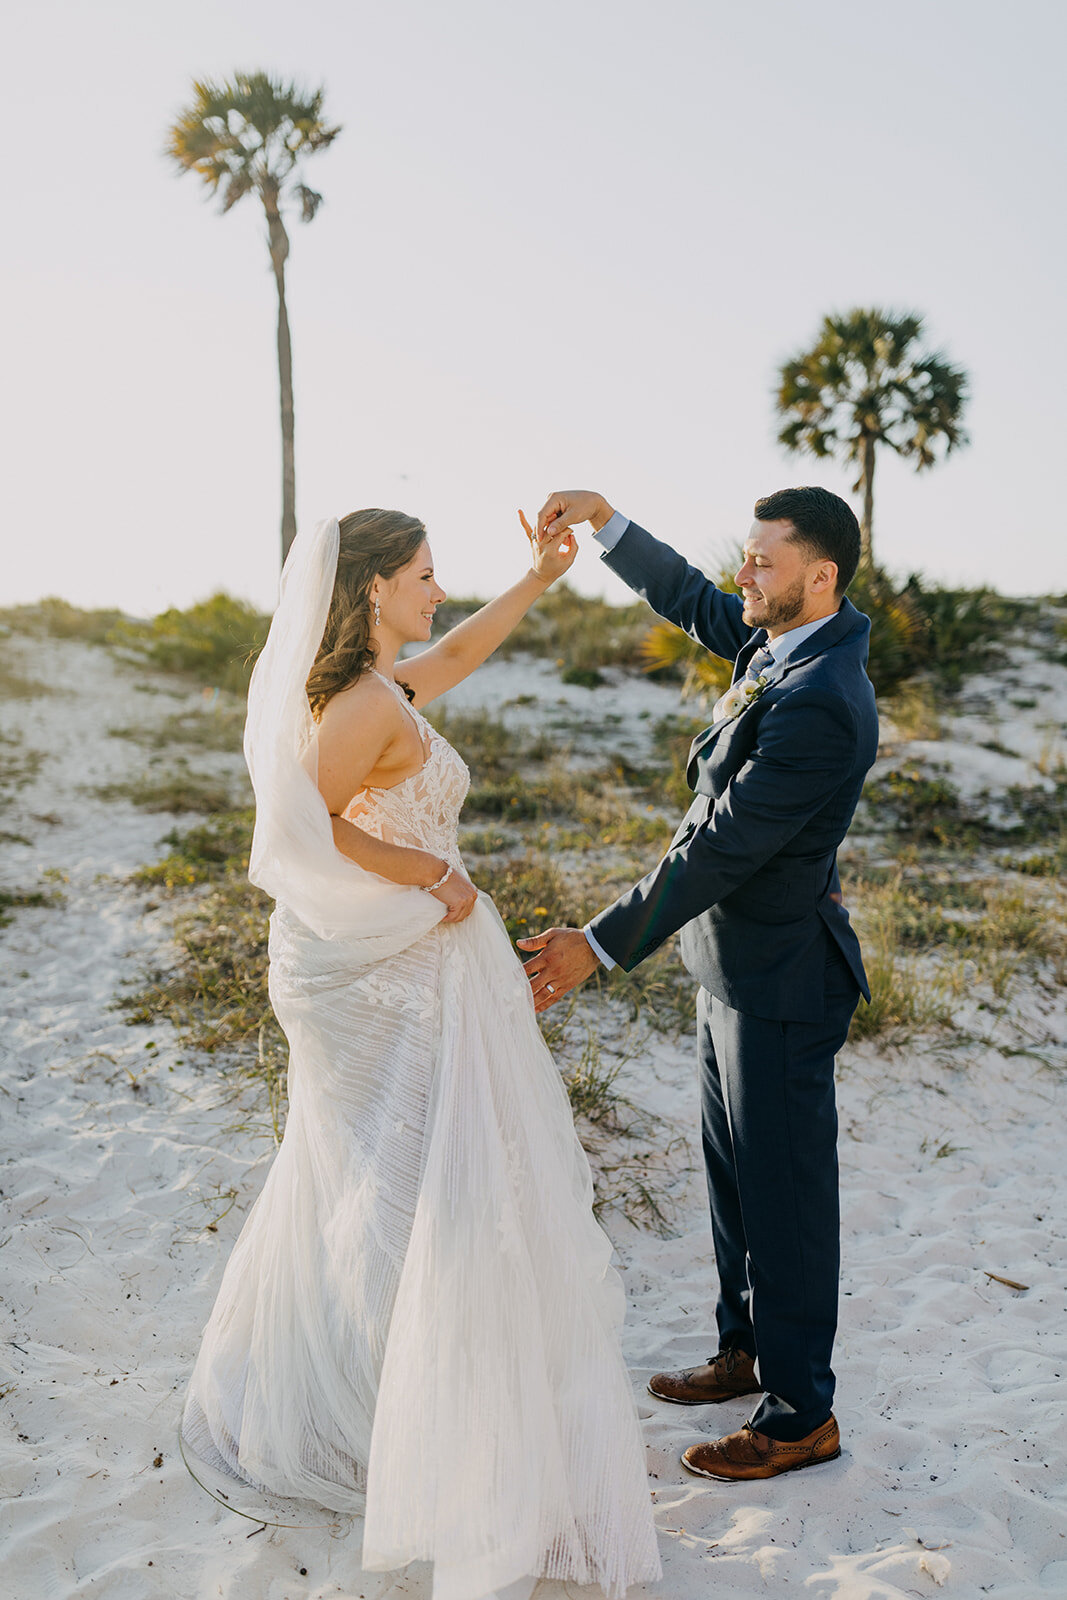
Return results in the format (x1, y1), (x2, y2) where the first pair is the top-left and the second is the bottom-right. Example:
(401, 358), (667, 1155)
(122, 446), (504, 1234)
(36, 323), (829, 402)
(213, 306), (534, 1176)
(373, 597), (381, 627)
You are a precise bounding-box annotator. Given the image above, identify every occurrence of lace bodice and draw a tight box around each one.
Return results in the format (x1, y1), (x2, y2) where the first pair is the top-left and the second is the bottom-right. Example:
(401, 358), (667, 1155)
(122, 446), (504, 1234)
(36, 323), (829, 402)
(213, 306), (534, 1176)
(342, 673), (470, 868)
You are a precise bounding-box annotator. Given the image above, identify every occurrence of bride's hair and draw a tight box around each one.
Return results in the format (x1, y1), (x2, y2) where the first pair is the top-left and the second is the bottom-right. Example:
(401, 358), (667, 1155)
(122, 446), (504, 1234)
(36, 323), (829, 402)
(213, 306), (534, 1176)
(306, 508), (427, 718)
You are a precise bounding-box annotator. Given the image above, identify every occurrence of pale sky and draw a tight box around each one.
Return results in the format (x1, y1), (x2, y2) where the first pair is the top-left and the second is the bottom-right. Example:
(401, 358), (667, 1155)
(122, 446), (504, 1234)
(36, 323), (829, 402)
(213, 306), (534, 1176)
(6, 0), (1065, 615)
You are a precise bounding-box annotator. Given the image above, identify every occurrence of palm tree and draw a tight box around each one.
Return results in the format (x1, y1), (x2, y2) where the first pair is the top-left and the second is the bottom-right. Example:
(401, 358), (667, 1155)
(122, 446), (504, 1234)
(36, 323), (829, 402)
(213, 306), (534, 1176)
(776, 309), (969, 569)
(166, 73), (341, 565)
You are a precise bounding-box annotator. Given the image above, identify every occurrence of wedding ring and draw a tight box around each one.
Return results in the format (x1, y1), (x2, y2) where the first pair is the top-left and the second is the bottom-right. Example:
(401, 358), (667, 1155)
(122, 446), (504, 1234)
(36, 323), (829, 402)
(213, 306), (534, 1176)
(546, 983), (556, 994)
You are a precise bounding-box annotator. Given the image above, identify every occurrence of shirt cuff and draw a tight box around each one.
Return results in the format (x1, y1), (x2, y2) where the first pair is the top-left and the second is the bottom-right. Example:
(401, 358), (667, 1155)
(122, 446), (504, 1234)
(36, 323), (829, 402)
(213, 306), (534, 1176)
(583, 924), (616, 970)
(592, 510), (630, 552)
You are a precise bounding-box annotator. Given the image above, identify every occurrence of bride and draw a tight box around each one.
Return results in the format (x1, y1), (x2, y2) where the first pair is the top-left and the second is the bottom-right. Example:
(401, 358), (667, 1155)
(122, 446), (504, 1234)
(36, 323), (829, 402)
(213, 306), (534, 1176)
(180, 508), (661, 1600)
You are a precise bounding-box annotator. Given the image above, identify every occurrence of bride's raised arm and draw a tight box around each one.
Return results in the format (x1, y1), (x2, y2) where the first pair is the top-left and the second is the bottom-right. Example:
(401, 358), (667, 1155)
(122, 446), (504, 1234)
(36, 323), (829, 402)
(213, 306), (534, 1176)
(400, 513), (577, 705)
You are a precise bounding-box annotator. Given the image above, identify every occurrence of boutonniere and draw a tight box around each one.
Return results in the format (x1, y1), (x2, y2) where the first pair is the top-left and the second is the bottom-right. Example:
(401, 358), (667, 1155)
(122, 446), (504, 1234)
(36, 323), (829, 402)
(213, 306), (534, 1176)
(717, 673), (770, 723)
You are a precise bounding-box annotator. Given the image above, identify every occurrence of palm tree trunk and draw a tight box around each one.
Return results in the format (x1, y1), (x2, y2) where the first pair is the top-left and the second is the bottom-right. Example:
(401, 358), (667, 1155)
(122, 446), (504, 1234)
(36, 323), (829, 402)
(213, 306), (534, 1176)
(265, 201), (297, 567)
(859, 434), (876, 569)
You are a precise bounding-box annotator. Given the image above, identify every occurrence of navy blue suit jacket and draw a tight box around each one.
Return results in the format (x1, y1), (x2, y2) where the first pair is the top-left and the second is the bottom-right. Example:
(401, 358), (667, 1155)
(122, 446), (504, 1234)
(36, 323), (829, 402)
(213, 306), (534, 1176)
(588, 521), (879, 1023)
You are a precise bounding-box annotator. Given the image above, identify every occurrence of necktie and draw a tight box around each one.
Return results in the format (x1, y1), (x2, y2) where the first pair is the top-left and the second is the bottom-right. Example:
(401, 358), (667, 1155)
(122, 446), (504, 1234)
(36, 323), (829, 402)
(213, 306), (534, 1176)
(736, 642), (775, 684)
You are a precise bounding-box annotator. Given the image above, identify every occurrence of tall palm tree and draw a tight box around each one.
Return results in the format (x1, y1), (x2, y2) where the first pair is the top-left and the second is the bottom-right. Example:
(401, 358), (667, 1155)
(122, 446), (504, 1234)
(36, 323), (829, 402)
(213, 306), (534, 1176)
(776, 309), (969, 568)
(166, 73), (341, 565)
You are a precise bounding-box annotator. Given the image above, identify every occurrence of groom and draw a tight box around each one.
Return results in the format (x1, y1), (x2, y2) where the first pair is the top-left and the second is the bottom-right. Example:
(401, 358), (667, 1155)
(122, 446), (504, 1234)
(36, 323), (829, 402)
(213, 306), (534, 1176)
(519, 487), (878, 1481)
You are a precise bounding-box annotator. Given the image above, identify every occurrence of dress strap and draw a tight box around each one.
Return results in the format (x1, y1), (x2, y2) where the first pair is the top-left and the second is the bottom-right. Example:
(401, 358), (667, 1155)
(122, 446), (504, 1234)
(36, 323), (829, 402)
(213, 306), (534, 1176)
(372, 670), (431, 756)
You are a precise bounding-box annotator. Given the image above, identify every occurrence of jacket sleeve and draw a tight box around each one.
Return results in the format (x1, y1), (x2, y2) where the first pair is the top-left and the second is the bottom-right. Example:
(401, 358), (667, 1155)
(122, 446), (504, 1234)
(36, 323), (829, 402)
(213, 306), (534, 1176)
(602, 521), (752, 662)
(588, 690), (858, 969)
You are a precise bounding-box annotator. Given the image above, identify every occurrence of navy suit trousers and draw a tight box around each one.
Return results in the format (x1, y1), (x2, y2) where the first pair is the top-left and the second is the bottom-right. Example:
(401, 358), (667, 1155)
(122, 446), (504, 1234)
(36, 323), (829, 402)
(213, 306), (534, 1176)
(698, 940), (860, 1440)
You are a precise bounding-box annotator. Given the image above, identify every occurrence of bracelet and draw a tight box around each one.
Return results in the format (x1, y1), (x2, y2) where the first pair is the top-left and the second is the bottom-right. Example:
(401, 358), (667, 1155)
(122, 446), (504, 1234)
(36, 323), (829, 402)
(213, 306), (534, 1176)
(426, 864), (453, 893)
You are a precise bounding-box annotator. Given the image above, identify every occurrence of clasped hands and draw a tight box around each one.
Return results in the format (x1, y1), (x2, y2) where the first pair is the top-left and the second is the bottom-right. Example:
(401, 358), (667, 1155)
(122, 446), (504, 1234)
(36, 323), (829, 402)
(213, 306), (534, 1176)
(515, 489), (619, 1010)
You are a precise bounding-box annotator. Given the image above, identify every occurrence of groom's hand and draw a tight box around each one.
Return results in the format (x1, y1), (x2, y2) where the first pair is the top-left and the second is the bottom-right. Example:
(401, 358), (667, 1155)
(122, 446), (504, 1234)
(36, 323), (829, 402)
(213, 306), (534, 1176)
(517, 927), (601, 1012)
(536, 490), (616, 540)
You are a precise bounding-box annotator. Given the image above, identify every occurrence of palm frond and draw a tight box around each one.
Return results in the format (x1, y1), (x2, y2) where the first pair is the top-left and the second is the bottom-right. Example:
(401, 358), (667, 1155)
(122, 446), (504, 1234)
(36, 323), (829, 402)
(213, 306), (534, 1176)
(164, 71), (341, 222)
(640, 623), (732, 703)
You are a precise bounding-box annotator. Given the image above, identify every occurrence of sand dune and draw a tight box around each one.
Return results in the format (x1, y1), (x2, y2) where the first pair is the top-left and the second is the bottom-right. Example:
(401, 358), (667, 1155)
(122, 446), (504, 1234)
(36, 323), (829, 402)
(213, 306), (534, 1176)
(1, 628), (1065, 1599)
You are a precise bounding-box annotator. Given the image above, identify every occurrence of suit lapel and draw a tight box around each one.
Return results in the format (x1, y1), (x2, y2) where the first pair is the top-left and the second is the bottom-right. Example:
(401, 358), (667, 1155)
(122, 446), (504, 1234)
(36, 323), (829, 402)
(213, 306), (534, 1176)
(730, 628), (767, 684)
(685, 628), (766, 778)
(686, 715), (733, 779)
(771, 599), (867, 683)
(685, 600), (868, 786)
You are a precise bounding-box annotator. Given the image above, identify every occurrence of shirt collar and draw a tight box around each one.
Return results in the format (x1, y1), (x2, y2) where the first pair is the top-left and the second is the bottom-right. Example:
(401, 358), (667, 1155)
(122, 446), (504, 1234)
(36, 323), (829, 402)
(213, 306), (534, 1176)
(763, 611), (837, 668)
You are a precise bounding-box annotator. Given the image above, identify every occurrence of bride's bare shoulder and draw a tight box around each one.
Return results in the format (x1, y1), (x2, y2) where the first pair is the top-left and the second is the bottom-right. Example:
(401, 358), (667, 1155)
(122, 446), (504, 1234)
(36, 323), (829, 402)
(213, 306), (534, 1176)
(316, 672), (404, 748)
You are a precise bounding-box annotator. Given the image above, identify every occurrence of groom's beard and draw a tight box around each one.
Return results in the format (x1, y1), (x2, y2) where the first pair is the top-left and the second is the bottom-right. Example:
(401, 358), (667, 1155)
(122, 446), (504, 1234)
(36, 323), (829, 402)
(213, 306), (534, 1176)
(745, 575), (807, 631)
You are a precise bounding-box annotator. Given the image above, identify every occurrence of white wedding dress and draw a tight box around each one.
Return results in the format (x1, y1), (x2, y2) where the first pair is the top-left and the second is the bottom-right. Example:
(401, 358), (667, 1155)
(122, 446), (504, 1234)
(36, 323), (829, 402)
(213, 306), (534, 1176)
(180, 521), (661, 1600)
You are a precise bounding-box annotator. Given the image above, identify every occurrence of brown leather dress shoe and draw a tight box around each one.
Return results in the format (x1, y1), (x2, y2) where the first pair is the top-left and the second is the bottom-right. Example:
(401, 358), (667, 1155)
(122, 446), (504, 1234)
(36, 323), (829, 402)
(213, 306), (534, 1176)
(647, 1347), (761, 1405)
(682, 1416), (841, 1480)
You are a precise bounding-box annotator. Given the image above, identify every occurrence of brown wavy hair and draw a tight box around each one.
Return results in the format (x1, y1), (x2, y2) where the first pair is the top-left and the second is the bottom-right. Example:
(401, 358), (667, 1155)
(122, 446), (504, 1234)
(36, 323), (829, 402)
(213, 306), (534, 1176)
(306, 508), (427, 719)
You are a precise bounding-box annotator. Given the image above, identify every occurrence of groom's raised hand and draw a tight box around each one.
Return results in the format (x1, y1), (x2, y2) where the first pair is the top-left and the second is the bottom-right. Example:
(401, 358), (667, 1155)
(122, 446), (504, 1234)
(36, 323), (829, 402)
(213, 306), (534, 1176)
(536, 490), (616, 540)
(517, 927), (601, 1013)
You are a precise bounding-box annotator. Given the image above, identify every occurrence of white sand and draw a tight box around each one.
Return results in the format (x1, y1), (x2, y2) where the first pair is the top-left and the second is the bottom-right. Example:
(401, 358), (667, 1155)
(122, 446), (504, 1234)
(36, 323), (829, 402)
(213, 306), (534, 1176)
(1, 629), (1065, 1600)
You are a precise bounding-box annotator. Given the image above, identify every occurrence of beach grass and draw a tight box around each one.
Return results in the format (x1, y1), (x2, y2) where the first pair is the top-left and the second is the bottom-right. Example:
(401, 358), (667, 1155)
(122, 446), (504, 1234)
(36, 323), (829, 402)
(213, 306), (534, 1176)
(561, 1031), (687, 1234)
(0, 737), (44, 802)
(0, 656), (53, 700)
(109, 702), (247, 755)
(90, 763), (240, 814)
(847, 861), (1066, 1037)
(0, 882), (64, 929)
(491, 581), (670, 678)
(0, 597), (126, 645)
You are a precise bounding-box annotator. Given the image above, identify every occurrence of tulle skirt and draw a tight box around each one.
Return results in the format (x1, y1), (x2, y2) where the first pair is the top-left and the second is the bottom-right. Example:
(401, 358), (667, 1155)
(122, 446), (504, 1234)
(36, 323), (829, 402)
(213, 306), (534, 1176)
(181, 894), (660, 1600)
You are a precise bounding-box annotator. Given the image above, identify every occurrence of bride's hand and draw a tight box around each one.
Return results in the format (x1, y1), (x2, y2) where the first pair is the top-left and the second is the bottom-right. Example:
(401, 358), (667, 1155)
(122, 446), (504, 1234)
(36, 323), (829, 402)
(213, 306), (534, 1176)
(431, 864), (479, 923)
(520, 509), (578, 585)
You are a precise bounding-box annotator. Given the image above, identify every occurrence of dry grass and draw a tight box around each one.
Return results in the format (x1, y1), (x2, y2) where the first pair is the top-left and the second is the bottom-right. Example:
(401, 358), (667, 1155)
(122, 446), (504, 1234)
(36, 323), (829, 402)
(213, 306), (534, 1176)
(882, 679), (942, 742)
(119, 863), (288, 1138)
(491, 582), (667, 679)
(110, 701), (246, 755)
(847, 863), (1065, 1037)
(0, 598), (126, 644)
(558, 1031), (688, 1234)
(0, 654), (52, 700)
(90, 763), (241, 814)
(0, 882), (64, 929)
(473, 850), (598, 940)
(0, 737), (43, 803)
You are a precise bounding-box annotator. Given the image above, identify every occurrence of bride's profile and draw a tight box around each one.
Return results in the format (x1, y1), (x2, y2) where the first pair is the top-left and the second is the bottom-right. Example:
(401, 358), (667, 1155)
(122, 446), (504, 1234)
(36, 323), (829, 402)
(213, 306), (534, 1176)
(180, 508), (661, 1600)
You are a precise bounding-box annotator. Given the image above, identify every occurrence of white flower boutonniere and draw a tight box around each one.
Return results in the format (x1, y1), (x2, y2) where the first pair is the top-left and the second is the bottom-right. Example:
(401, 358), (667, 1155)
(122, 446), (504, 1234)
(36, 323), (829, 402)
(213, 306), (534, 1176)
(716, 673), (770, 723)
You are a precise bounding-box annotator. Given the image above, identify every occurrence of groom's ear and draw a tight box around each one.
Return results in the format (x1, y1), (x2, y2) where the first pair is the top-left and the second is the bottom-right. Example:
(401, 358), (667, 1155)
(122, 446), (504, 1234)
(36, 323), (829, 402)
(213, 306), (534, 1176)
(811, 559), (838, 595)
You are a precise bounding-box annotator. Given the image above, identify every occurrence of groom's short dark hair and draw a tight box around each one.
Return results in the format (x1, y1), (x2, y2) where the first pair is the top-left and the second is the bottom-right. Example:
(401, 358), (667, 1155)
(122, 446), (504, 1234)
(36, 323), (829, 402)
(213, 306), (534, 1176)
(754, 486), (861, 594)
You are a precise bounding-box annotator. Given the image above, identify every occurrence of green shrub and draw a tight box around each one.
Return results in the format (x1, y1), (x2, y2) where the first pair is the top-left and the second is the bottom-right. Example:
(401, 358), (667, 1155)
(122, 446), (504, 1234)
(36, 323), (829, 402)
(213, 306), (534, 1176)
(560, 665), (604, 689)
(134, 808), (255, 888)
(902, 578), (1033, 690)
(114, 593), (270, 694)
(863, 765), (974, 845)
